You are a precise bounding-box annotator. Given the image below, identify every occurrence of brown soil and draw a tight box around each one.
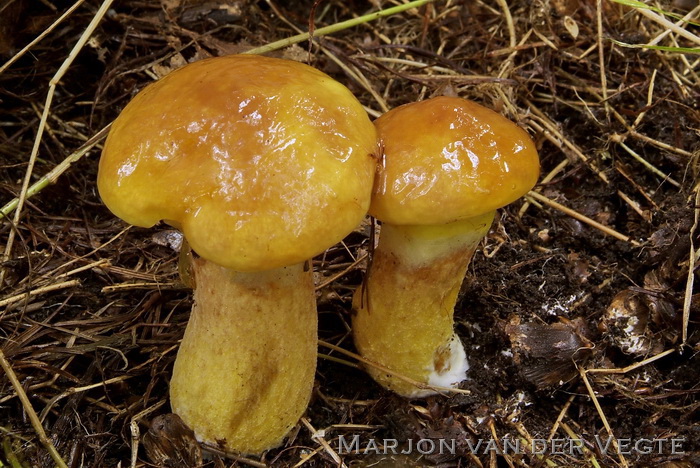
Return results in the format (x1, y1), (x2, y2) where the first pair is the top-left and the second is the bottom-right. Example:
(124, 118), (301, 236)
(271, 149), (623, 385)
(1, 1), (698, 467)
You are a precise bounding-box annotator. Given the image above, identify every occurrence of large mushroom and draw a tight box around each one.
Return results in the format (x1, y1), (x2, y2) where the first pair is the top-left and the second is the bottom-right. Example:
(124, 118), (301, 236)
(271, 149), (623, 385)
(352, 96), (539, 397)
(97, 55), (377, 453)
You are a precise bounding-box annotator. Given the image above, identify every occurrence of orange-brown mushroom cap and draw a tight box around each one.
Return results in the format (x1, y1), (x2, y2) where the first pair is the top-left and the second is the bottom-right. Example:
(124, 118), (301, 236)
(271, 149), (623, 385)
(370, 96), (539, 225)
(98, 55), (377, 272)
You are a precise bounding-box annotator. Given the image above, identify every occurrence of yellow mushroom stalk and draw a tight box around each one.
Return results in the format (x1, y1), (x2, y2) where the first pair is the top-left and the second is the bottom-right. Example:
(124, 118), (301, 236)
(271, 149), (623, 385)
(172, 258), (315, 452)
(352, 97), (539, 397)
(97, 55), (377, 453)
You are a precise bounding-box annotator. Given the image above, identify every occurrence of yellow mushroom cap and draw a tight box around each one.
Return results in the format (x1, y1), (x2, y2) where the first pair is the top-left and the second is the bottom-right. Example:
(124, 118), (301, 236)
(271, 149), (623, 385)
(371, 96), (539, 225)
(98, 55), (377, 272)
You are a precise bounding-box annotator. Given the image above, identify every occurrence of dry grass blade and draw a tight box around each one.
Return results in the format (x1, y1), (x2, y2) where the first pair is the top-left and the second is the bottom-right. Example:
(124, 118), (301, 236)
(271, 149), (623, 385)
(547, 395), (575, 442)
(596, 0), (610, 116)
(586, 348), (677, 375)
(265, 0), (390, 112)
(38, 376), (132, 422)
(682, 185), (699, 344)
(635, 5), (700, 45)
(559, 422), (601, 468)
(0, 350), (68, 468)
(578, 368), (629, 468)
(300, 417), (347, 468)
(315, 253), (367, 290)
(486, 419), (516, 468)
(613, 137), (681, 187)
(647, 5), (700, 46)
(0, 0), (86, 76)
(0, 125), (111, 219)
(128, 401), (167, 468)
(2, 435), (30, 468)
(0, 0), (115, 287)
(0, 280), (81, 309)
(525, 191), (641, 246)
(199, 444), (269, 468)
(243, 0), (440, 55)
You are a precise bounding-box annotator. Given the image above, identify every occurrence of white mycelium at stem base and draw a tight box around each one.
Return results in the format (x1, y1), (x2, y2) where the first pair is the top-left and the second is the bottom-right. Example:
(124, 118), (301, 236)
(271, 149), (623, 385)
(352, 96), (539, 397)
(97, 55), (377, 453)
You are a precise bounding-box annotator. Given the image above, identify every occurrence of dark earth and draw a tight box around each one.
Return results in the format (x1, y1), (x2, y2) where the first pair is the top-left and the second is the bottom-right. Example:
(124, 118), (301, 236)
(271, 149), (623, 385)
(1, 0), (698, 467)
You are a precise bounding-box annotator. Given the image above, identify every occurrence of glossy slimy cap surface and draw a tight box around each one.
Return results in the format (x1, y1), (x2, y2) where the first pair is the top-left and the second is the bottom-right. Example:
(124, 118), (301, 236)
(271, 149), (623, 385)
(371, 96), (539, 225)
(98, 55), (377, 271)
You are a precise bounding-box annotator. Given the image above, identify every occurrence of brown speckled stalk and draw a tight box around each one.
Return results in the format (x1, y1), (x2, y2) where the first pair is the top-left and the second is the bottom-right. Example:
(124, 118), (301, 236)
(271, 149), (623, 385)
(352, 213), (493, 397)
(170, 258), (316, 454)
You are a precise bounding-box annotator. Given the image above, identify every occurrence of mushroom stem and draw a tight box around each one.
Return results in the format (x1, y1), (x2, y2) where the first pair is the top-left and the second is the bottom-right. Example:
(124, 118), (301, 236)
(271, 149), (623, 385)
(352, 212), (494, 397)
(170, 258), (316, 454)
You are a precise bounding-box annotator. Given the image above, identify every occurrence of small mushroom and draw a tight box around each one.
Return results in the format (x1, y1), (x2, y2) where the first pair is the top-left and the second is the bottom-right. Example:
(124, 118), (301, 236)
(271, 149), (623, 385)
(98, 55), (377, 453)
(352, 97), (539, 397)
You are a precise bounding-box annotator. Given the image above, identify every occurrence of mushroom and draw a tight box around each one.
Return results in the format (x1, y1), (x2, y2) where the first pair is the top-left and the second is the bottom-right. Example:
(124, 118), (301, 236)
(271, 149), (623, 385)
(352, 96), (539, 397)
(97, 55), (377, 453)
